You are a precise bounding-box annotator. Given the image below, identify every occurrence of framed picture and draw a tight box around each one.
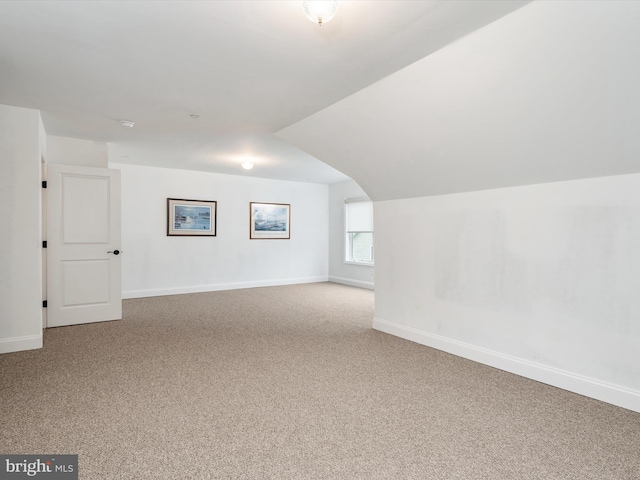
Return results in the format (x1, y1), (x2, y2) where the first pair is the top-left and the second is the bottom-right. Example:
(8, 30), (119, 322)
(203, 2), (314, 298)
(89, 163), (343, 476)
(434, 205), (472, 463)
(250, 202), (290, 239)
(167, 198), (217, 236)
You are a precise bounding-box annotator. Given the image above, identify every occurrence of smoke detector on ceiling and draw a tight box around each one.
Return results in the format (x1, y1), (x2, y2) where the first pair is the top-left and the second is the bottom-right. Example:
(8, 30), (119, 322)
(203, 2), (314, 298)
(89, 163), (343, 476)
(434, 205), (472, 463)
(120, 120), (135, 128)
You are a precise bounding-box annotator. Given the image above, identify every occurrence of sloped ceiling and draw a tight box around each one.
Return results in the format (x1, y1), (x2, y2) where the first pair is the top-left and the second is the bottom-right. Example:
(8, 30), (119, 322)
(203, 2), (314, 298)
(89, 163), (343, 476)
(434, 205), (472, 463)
(0, 0), (530, 184)
(277, 0), (640, 200)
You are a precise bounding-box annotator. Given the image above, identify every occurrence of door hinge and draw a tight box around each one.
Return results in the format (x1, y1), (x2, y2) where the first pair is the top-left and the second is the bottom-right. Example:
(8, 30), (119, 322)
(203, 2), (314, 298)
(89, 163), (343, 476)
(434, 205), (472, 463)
(42, 241), (47, 248)
(43, 300), (47, 308)
(42, 181), (47, 188)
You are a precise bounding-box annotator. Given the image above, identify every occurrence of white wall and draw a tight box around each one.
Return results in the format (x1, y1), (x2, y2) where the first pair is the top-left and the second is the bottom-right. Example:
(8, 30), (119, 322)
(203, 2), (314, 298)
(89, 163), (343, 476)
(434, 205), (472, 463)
(47, 135), (107, 167)
(276, 0), (640, 413)
(328, 180), (374, 289)
(111, 163), (329, 298)
(374, 174), (640, 412)
(0, 104), (43, 353)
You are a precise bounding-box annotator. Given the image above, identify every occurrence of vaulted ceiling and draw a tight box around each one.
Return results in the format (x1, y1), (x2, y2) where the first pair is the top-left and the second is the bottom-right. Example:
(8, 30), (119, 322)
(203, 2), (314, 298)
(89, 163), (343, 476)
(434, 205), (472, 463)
(0, 0), (530, 184)
(278, 0), (640, 200)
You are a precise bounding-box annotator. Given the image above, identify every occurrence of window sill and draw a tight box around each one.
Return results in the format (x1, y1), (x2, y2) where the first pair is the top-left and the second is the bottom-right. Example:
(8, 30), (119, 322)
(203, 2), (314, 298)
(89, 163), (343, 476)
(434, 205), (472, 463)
(344, 261), (374, 267)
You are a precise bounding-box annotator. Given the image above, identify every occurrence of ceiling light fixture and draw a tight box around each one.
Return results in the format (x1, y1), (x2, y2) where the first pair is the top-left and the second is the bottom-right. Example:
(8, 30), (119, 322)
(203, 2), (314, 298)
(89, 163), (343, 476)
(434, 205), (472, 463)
(302, 1), (338, 26)
(120, 120), (134, 128)
(241, 161), (254, 170)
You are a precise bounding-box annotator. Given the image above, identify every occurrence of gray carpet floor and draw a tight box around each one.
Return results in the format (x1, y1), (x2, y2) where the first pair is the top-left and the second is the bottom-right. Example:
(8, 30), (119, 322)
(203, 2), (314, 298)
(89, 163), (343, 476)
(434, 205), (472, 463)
(1, 282), (639, 479)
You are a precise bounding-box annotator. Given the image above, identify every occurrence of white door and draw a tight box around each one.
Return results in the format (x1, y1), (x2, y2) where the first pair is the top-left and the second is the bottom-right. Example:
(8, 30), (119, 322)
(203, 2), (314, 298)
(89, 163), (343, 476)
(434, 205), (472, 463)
(47, 164), (122, 327)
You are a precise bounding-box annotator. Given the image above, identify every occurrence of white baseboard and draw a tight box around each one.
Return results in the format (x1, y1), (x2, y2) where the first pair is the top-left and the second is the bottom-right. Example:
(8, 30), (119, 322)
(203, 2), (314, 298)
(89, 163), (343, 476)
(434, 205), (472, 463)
(123, 276), (329, 299)
(373, 317), (640, 414)
(329, 276), (374, 290)
(0, 333), (43, 354)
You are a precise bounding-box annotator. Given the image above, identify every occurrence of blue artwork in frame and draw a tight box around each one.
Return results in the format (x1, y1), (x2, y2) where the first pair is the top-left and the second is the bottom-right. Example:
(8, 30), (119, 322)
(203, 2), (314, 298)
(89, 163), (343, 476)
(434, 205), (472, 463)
(167, 198), (217, 236)
(250, 202), (290, 239)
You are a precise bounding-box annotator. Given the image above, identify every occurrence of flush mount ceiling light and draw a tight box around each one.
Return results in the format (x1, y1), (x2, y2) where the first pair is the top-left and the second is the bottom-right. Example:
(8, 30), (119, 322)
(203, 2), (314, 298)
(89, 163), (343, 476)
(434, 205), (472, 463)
(241, 161), (254, 170)
(120, 120), (134, 128)
(302, 1), (338, 26)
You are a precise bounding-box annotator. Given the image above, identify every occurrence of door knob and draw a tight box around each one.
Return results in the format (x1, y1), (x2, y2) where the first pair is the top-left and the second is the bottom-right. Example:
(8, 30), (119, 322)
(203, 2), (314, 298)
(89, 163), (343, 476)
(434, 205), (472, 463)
(107, 250), (120, 255)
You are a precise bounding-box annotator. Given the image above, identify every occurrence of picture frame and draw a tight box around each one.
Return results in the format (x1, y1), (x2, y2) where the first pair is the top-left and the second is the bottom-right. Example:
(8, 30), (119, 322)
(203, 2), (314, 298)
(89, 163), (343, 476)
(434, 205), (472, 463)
(250, 202), (290, 239)
(167, 198), (217, 236)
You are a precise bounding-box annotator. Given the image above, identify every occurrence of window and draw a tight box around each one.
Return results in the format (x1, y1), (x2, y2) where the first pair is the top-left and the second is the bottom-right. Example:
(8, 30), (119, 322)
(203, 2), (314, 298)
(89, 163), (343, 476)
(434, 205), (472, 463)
(345, 198), (373, 265)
